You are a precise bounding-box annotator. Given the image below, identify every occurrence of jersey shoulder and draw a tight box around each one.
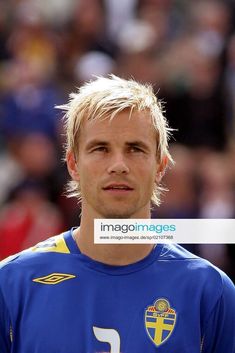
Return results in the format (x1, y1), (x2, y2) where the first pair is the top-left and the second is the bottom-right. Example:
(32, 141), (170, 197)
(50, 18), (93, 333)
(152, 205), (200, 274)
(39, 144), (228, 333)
(159, 243), (199, 261)
(0, 231), (70, 272)
(159, 243), (235, 299)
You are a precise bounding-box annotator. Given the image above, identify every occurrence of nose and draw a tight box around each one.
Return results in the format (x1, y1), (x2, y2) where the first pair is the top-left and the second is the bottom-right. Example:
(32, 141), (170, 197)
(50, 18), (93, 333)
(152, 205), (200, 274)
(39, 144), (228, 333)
(107, 153), (130, 174)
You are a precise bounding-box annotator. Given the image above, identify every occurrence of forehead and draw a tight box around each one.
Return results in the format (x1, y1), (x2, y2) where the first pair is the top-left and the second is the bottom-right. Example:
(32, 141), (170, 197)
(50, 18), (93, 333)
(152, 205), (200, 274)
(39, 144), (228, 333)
(79, 110), (156, 142)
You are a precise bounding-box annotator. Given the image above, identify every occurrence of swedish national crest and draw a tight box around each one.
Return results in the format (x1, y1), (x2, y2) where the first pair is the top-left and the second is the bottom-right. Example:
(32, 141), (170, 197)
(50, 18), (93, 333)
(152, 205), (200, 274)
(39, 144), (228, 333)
(145, 298), (177, 347)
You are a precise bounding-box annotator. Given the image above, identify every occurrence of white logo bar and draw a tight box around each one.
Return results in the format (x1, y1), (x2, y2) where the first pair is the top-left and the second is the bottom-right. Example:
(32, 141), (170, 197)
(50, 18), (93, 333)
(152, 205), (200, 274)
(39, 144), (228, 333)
(94, 219), (235, 244)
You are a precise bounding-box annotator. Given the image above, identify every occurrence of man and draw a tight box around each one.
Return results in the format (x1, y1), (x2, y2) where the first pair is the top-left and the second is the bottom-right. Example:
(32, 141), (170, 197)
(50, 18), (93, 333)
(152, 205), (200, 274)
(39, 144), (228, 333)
(0, 75), (234, 353)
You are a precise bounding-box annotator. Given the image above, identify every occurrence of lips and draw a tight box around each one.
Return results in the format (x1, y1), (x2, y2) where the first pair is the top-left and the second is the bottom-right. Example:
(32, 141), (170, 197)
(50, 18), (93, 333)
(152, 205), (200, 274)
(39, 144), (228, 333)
(103, 184), (134, 191)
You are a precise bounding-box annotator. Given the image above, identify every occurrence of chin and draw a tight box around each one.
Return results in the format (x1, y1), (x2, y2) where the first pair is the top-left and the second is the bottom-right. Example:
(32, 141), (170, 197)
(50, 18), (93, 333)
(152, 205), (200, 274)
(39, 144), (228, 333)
(100, 208), (138, 219)
(105, 214), (132, 219)
(96, 201), (149, 219)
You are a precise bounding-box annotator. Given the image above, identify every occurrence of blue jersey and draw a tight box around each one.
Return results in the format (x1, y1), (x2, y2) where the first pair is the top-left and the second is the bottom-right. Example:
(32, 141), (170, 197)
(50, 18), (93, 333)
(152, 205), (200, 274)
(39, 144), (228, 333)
(0, 229), (234, 353)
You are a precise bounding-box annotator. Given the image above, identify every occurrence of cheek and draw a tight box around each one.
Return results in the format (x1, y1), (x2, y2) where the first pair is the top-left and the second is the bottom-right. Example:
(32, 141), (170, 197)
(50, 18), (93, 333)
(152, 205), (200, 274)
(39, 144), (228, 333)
(79, 159), (95, 177)
(139, 160), (157, 180)
(79, 161), (100, 189)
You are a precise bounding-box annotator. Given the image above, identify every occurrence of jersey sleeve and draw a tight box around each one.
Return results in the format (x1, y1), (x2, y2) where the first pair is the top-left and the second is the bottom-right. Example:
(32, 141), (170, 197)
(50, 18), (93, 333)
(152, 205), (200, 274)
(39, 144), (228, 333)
(0, 279), (12, 353)
(202, 272), (235, 353)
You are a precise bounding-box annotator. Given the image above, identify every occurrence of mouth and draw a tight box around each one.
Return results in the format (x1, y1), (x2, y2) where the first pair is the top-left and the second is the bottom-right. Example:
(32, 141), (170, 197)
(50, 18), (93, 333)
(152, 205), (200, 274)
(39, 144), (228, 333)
(102, 184), (134, 193)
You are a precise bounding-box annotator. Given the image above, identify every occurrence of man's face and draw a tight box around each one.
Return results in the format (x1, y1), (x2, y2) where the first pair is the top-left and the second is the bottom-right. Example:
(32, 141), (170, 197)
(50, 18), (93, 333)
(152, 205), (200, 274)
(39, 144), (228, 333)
(68, 110), (163, 219)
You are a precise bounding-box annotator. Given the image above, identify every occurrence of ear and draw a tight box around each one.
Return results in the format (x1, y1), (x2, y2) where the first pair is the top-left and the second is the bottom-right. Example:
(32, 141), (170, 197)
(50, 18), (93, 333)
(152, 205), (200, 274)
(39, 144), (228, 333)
(66, 150), (80, 182)
(155, 155), (168, 184)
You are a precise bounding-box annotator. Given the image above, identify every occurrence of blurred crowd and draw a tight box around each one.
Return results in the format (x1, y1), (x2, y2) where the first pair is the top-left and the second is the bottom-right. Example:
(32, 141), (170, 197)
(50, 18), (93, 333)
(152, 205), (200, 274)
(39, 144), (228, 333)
(0, 0), (234, 281)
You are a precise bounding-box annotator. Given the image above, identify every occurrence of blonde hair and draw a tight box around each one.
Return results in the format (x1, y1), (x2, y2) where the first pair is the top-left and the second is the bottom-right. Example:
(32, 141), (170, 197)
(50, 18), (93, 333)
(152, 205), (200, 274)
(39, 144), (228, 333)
(57, 75), (173, 206)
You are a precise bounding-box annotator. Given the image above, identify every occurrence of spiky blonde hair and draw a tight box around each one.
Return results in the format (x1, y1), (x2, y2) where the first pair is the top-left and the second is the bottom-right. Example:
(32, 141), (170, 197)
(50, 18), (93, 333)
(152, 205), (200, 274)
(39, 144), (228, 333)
(57, 75), (173, 206)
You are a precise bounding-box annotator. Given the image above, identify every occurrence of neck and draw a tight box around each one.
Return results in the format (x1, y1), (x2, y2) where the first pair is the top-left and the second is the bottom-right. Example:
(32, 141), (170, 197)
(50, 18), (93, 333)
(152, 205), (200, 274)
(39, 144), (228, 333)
(73, 207), (154, 266)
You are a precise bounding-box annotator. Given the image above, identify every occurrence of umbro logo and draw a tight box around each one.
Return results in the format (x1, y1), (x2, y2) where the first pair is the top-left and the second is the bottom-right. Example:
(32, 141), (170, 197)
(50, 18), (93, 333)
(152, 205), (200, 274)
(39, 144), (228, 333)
(32, 273), (76, 285)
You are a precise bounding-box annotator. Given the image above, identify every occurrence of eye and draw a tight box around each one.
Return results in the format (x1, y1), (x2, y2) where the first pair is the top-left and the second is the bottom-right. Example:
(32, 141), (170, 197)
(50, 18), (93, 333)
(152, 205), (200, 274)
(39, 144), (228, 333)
(129, 146), (144, 153)
(91, 146), (108, 153)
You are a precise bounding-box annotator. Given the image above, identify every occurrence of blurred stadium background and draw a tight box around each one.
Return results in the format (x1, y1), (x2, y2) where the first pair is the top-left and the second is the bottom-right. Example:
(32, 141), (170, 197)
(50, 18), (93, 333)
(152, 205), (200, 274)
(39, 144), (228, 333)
(0, 0), (234, 281)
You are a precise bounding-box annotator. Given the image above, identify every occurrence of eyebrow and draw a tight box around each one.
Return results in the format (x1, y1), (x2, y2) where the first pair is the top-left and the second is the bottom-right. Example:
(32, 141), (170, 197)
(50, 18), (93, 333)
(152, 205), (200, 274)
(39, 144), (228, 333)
(85, 139), (151, 151)
(85, 140), (109, 150)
